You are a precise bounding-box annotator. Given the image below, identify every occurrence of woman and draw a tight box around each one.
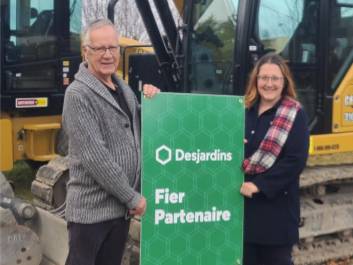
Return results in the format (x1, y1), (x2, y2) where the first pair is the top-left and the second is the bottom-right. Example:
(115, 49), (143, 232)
(240, 53), (309, 265)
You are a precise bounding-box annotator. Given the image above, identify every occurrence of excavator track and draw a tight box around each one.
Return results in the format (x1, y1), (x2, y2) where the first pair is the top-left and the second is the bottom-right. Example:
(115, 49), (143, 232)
(299, 184), (353, 239)
(300, 164), (353, 188)
(293, 235), (353, 265)
(31, 156), (69, 211)
(296, 152), (353, 265)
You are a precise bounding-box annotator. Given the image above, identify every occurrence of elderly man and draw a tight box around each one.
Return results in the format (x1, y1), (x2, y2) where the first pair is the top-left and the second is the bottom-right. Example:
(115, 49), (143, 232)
(63, 19), (157, 265)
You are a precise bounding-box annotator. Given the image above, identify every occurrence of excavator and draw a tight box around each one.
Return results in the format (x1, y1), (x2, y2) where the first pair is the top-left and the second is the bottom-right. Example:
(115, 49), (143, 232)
(0, 1), (81, 264)
(127, 0), (353, 264)
(0, 0), (147, 264)
(1, 0), (353, 264)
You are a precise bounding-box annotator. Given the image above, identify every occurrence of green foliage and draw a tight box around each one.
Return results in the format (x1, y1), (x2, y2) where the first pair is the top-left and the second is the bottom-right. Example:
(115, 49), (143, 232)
(3, 161), (35, 200)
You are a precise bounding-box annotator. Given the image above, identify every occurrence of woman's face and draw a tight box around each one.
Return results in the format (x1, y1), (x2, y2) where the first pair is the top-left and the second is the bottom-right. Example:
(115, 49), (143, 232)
(257, 63), (284, 106)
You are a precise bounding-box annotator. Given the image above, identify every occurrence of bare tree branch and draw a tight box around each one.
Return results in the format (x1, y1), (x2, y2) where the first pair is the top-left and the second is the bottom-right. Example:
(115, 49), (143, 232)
(82, 0), (180, 44)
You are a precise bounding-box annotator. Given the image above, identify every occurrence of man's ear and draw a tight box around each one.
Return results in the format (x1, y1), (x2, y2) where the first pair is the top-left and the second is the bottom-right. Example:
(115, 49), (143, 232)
(82, 46), (88, 61)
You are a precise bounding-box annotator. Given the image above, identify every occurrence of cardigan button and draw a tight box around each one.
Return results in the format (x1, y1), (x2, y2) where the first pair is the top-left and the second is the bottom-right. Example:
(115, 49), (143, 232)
(124, 123), (130, 128)
(251, 130), (255, 134)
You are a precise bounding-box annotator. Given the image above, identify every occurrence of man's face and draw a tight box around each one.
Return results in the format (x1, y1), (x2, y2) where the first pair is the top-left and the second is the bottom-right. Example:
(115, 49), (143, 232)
(83, 25), (120, 81)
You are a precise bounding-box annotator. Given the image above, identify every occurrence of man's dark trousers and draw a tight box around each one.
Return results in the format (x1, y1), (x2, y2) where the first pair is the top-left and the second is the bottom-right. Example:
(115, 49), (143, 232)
(65, 217), (130, 265)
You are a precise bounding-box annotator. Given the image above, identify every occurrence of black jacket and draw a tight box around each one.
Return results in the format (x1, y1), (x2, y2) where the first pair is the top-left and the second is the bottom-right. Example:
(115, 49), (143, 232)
(244, 98), (309, 245)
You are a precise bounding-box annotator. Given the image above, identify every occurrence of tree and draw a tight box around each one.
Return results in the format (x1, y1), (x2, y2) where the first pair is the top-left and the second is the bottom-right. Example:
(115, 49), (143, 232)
(82, 0), (147, 42)
(114, 1), (148, 42)
(82, 0), (181, 44)
(82, 0), (110, 28)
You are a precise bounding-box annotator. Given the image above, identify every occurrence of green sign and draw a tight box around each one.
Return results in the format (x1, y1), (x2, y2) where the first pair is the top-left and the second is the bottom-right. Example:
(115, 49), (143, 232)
(141, 93), (244, 265)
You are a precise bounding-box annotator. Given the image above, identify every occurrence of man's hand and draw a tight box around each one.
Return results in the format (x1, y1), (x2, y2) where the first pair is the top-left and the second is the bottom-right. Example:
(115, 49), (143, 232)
(143, 84), (160, 98)
(240, 182), (259, 198)
(129, 196), (147, 216)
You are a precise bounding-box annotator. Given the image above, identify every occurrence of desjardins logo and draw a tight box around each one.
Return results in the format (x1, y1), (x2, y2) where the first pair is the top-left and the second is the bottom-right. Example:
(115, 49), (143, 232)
(155, 145), (232, 166)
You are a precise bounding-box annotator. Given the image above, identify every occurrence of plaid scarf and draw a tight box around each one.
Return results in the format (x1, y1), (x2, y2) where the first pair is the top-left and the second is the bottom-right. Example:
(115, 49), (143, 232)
(243, 97), (301, 175)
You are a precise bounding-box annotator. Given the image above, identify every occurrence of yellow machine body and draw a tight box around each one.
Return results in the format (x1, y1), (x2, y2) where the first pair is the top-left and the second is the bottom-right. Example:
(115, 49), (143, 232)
(332, 64), (353, 133)
(0, 114), (13, 171)
(118, 37), (153, 79)
(1, 40), (151, 172)
(308, 63), (353, 156)
(0, 115), (61, 171)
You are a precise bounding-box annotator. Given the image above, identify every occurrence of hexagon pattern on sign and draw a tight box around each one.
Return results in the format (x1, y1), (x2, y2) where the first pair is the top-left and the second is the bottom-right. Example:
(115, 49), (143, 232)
(141, 93), (244, 265)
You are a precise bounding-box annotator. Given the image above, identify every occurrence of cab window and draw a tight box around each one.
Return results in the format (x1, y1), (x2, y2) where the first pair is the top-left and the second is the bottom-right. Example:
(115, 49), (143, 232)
(254, 0), (320, 122)
(5, 0), (57, 64)
(328, 0), (353, 91)
(187, 0), (239, 94)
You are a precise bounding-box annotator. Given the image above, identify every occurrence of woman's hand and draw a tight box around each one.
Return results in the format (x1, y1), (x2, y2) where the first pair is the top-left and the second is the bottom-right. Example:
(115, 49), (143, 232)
(143, 84), (160, 98)
(240, 182), (259, 198)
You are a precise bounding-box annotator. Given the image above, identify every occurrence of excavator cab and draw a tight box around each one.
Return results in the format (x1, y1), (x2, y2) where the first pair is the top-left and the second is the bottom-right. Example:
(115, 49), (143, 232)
(0, 0), (81, 115)
(0, 0), (81, 171)
(183, 0), (353, 134)
(132, 0), (353, 148)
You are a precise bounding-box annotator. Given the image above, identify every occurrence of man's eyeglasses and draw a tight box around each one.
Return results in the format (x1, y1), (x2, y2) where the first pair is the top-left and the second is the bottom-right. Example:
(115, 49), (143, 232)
(257, 75), (283, 83)
(85, 45), (120, 55)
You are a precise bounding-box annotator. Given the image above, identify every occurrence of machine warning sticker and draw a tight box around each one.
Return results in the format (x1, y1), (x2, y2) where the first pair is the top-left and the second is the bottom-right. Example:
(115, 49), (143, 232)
(344, 112), (353, 121)
(15, 98), (48, 108)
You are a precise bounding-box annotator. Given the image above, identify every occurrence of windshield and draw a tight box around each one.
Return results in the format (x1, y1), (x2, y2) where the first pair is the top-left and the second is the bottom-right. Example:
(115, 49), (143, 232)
(186, 0), (239, 94)
(1, 0), (81, 92)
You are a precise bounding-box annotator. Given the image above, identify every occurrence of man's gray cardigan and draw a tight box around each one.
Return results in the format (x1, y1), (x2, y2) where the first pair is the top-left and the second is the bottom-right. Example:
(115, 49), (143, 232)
(62, 62), (142, 224)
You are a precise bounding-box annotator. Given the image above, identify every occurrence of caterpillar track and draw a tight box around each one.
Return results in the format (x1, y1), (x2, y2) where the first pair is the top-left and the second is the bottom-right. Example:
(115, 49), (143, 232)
(294, 153), (353, 265)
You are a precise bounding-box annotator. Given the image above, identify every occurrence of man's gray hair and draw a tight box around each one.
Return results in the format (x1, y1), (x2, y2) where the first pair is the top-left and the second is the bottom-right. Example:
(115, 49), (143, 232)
(82, 18), (119, 46)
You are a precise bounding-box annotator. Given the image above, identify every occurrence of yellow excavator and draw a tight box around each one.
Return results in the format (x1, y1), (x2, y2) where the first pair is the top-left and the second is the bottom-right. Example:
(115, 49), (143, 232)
(0, 0), (149, 264)
(1, 0), (353, 264)
(127, 0), (353, 264)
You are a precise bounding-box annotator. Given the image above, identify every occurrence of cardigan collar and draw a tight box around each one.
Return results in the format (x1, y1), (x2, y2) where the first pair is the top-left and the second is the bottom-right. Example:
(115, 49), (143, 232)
(74, 62), (135, 117)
